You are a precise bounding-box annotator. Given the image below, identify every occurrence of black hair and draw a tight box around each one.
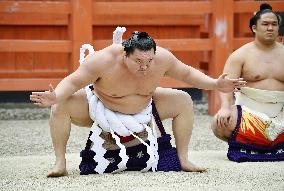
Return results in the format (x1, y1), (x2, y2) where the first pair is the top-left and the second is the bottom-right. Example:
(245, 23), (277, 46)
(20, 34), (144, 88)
(122, 31), (156, 57)
(249, 3), (280, 34)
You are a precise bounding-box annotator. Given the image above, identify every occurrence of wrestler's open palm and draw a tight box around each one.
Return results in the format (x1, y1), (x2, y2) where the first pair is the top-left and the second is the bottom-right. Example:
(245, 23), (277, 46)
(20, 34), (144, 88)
(30, 84), (56, 107)
(216, 73), (246, 93)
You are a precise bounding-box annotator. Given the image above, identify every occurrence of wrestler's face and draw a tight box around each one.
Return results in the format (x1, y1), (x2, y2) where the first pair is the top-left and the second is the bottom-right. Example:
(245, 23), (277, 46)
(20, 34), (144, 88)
(253, 13), (279, 43)
(125, 48), (155, 76)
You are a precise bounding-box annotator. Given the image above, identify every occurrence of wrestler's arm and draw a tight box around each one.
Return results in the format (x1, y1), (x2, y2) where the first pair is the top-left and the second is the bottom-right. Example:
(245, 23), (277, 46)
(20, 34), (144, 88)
(30, 49), (107, 106)
(54, 53), (100, 102)
(217, 50), (244, 127)
(163, 48), (245, 92)
(163, 50), (216, 89)
(219, 50), (244, 109)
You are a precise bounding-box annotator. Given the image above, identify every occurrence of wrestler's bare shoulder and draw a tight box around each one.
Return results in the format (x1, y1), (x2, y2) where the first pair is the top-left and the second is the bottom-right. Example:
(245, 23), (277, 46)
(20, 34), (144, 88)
(155, 46), (176, 66)
(90, 44), (122, 60)
(240, 41), (284, 53)
(237, 42), (256, 53)
(156, 46), (173, 58)
(229, 41), (284, 61)
(225, 43), (249, 64)
(82, 44), (123, 71)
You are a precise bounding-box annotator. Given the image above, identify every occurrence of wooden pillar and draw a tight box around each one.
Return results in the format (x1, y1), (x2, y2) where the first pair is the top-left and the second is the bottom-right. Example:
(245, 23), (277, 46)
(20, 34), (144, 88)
(208, 0), (234, 115)
(69, 0), (93, 72)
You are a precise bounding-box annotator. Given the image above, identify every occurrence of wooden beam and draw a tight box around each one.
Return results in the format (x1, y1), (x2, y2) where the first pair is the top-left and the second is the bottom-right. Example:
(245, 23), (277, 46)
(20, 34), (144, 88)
(69, 0), (93, 72)
(157, 39), (213, 51)
(0, 40), (72, 53)
(0, 1), (70, 14)
(234, 1), (284, 13)
(93, 1), (212, 15)
(0, 70), (68, 78)
(0, 13), (68, 25)
(0, 78), (62, 91)
(93, 15), (204, 26)
(93, 39), (213, 52)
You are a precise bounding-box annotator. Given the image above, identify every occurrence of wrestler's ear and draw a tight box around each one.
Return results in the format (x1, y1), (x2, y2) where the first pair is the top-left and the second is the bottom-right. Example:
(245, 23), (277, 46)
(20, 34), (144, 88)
(252, 25), (257, 33)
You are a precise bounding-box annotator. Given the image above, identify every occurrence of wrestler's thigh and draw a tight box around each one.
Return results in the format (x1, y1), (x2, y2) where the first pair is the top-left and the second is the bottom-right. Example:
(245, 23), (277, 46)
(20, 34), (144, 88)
(65, 89), (93, 127)
(152, 87), (192, 120)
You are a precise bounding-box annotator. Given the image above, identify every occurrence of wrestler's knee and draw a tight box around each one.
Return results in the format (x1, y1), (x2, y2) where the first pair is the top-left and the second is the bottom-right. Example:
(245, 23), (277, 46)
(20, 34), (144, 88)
(211, 115), (230, 142)
(177, 91), (193, 111)
(50, 100), (70, 117)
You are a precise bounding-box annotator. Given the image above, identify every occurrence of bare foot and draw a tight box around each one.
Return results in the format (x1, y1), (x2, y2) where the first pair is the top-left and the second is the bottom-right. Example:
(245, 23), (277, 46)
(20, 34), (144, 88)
(180, 159), (207, 172)
(47, 161), (68, 177)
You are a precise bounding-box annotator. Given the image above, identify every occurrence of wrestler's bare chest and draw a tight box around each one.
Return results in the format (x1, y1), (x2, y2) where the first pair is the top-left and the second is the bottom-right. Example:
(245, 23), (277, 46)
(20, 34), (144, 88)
(97, 71), (162, 97)
(92, 64), (165, 113)
(242, 49), (284, 90)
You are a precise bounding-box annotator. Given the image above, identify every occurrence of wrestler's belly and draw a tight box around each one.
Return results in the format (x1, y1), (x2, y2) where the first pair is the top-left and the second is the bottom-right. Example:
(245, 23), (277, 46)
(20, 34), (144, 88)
(247, 79), (284, 91)
(95, 92), (153, 114)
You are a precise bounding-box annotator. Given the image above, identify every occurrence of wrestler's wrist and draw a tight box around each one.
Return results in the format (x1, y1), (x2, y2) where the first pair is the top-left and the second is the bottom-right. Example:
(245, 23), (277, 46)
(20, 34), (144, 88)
(220, 105), (231, 111)
(52, 91), (60, 104)
(212, 79), (218, 90)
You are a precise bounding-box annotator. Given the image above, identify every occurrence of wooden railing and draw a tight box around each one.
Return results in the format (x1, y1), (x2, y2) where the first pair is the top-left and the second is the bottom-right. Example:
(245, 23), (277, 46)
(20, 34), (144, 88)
(0, 0), (284, 114)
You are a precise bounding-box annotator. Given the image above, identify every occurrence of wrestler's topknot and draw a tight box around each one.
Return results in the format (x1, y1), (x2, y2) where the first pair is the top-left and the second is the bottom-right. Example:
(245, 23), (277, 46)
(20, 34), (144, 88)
(122, 31), (156, 57)
(260, 3), (272, 11)
(137, 32), (149, 39)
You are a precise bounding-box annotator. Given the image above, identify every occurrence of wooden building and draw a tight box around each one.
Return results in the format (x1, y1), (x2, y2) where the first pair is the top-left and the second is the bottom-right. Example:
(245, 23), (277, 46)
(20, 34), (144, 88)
(0, 0), (284, 114)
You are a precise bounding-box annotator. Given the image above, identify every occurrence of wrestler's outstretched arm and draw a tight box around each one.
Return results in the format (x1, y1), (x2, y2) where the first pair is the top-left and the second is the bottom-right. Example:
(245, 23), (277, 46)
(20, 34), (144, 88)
(30, 50), (105, 107)
(163, 47), (246, 92)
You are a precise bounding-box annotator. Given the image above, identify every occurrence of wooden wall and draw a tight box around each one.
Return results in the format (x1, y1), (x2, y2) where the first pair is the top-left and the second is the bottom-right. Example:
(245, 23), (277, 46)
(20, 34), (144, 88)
(1, 0), (284, 114)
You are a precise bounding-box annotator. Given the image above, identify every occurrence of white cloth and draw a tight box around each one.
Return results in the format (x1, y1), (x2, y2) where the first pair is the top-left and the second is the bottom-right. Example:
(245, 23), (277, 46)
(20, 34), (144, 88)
(235, 87), (284, 141)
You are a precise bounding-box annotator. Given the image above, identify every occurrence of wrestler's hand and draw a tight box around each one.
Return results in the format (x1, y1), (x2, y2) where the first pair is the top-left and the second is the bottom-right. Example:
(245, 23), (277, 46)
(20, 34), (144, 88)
(216, 73), (246, 93)
(216, 108), (232, 129)
(30, 84), (56, 107)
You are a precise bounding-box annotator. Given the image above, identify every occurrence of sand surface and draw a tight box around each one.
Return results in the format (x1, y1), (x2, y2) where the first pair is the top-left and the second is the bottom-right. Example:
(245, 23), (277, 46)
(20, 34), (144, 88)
(0, 104), (283, 191)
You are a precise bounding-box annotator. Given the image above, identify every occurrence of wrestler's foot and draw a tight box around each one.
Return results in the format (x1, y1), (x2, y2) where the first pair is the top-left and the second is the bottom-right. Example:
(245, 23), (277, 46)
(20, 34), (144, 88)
(47, 160), (68, 178)
(180, 159), (206, 172)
